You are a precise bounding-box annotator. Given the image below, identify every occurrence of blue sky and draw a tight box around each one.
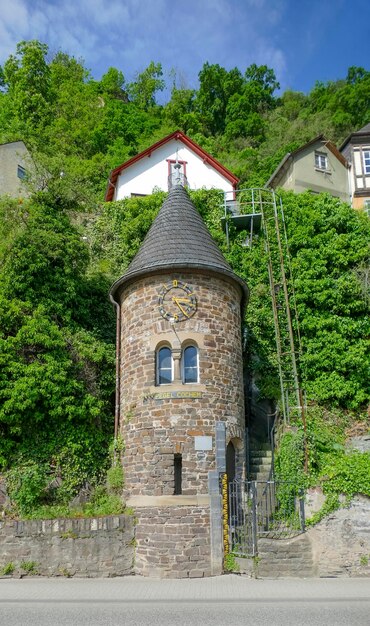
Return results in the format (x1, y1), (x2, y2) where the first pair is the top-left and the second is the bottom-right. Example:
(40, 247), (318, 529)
(0, 0), (369, 98)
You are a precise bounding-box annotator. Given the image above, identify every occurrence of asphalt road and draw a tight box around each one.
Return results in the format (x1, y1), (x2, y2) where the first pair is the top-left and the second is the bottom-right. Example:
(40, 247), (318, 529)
(1, 575), (369, 626)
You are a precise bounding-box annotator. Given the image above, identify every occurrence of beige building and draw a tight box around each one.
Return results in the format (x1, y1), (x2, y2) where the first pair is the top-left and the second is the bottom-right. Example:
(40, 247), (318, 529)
(0, 141), (31, 198)
(266, 135), (350, 204)
(109, 182), (248, 578)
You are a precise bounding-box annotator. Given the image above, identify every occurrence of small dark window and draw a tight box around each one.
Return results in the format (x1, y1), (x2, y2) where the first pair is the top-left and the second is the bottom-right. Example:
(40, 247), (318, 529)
(157, 346), (173, 385)
(17, 165), (27, 180)
(183, 345), (198, 383)
(174, 454), (182, 495)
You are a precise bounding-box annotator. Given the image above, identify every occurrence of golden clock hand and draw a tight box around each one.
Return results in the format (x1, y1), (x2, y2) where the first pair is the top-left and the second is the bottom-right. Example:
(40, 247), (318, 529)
(172, 299), (189, 317)
(172, 297), (195, 306)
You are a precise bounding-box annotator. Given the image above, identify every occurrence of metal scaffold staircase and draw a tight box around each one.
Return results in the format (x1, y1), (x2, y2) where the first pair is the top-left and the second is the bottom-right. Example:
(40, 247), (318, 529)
(222, 188), (308, 470)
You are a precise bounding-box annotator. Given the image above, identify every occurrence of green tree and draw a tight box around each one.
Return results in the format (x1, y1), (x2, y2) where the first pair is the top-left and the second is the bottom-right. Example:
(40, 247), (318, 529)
(195, 62), (243, 135)
(1, 40), (51, 134)
(99, 67), (127, 101)
(225, 65), (279, 142)
(128, 61), (165, 110)
(164, 87), (199, 134)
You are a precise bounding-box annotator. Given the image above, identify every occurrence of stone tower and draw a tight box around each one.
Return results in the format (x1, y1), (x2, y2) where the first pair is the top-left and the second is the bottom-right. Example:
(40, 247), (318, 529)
(110, 183), (248, 577)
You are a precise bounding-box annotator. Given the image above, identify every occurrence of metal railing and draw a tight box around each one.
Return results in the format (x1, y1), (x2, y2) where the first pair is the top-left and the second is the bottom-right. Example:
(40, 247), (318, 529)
(228, 479), (305, 557)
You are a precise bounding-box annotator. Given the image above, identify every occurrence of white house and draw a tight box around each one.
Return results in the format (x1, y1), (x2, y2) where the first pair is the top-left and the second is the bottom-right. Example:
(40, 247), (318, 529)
(105, 130), (238, 201)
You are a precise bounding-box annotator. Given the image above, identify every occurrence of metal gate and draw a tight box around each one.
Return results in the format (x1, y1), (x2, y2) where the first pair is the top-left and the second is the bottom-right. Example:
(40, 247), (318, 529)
(228, 479), (305, 557)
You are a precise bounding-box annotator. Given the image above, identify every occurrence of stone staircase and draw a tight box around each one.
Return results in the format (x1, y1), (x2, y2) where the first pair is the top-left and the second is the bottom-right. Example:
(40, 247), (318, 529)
(248, 441), (273, 482)
(243, 433), (315, 578)
(257, 533), (315, 578)
(248, 440), (275, 533)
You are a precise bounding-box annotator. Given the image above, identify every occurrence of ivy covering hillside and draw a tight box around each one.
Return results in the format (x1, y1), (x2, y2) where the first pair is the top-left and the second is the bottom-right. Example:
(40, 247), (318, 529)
(0, 40), (369, 515)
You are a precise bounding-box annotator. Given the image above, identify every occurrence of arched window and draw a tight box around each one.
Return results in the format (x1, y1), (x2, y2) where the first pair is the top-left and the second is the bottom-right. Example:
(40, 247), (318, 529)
(156, 346), (173, 385)
(182, 345), (199, 384)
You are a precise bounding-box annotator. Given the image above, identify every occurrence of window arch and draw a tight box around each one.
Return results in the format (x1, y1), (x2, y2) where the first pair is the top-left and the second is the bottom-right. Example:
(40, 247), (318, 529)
(182, 345), (199, 384)
(156, 346), (173, 385)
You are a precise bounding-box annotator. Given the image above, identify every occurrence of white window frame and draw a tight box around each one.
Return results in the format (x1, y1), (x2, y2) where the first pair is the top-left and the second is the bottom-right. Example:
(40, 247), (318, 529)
(363, 150), (370, 175)
(364, 199), (370, 217)
(182, 345), (199, 384)
(314, 151), (328, 171)
(156, 346), (173, 385)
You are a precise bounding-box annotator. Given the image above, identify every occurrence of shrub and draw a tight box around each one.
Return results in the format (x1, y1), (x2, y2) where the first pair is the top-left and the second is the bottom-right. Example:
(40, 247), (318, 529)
(5, 461), (49, 516)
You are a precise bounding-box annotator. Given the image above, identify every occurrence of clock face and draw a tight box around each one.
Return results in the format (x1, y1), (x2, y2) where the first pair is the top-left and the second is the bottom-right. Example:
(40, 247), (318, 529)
(158, 279), (197, 322)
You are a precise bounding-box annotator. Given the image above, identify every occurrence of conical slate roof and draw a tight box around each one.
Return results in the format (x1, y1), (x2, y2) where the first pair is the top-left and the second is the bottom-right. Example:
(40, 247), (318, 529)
(110, 184), (248, 304)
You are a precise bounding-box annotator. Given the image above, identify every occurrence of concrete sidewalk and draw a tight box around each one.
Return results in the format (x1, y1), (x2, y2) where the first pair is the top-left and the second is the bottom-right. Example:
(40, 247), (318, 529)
(1, 575), (370, 603)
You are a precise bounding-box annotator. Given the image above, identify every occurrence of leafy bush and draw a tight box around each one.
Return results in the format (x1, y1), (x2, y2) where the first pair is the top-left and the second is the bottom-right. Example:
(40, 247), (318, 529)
(106, 465), (124, 493)
(275, 428), (306, 487)
(275, 405), (370, 525)
(81, 486), (125, 517)
(5, 461), (49, 516)
(321, 452), (370, 497)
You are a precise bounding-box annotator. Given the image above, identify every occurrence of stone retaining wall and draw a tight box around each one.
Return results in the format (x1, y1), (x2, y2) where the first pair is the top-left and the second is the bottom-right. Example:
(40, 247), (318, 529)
(237, 496), (370, 578)
(0, 515), (134, 578)
(308, 495), (370, 577)
(1, 497), (369, 579)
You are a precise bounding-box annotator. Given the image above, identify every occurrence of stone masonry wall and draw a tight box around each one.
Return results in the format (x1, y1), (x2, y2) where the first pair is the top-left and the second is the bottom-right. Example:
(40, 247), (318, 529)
(238, 496), (370, 578)
(119, 271), (245, 497)
(134, 505), (211, 578)
(308, 495), (370, 577)
(0, 515), (134, 578)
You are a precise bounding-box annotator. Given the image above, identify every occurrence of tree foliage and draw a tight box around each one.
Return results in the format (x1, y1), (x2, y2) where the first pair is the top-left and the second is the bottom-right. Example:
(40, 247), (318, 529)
(0, 197), (115, 509)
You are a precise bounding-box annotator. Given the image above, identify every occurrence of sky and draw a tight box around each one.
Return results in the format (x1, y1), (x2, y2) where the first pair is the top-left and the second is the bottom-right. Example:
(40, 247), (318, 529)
(0, 0), (369, 99)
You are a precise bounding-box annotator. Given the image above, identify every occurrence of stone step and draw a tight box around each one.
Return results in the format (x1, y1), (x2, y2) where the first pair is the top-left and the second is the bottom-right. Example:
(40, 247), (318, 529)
(249, 457), (272, 467)
(248, 443), (273, 482)
(249, 473), (272, 482)
(258, 567), (315, 578)
(250, 443), (271, 452)
(250, 458), (272, 469)
(250, 450), (272, 459)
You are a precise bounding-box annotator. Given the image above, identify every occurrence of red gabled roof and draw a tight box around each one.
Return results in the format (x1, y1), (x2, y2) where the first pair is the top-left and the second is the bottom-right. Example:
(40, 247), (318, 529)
(105, 130), (239, 201)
